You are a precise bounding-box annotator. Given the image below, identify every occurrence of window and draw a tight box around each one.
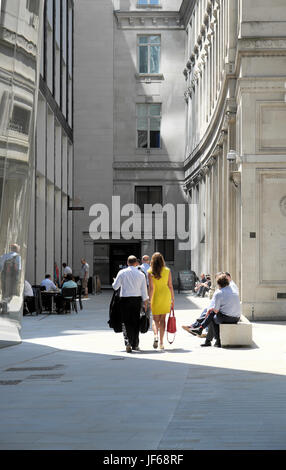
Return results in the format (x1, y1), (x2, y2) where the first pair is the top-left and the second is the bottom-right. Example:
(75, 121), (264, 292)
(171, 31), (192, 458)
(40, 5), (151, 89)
(135, 186), (162, 212)
(137, 103), (161, 149)
(46, 0), (53, 29)
(9, 105), (31, 134)
(138, 0), (160, 5)
(138, 35), (160, 74)
(26, 0), (40, 15)
(155, 240), (174, 262)
(55, 0), (61, 48)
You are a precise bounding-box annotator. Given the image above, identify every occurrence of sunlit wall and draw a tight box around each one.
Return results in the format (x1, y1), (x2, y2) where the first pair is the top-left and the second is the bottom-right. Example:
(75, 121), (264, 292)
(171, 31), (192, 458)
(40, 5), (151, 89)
(0, 0), (44, 347)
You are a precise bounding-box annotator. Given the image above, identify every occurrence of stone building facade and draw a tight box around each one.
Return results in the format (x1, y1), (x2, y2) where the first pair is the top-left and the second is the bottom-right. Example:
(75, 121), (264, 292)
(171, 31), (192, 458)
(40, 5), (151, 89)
(74, 0), (189, 286)
(182, 0), (286, 320)
(74, 0), (286, 318)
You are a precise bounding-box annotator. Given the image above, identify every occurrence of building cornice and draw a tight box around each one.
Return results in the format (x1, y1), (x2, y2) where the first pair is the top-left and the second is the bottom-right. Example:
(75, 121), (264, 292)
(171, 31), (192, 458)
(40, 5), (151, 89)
(184, 76), (236, 169)
(114, 10), (184, 30)
(113, 161), (184, 170)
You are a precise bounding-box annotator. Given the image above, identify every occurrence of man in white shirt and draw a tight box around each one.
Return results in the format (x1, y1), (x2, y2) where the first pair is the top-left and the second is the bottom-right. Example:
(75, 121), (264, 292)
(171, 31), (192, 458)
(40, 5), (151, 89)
(62, 263), (72, 276)
(24, 280), (34, 297)
(40, 275), (58, 312)
(40, 274), (58, 292)
(183, 271), (240, 336)
(112, 255), (148, 353)
(190, 273), (241, 347)
(80, 258), (89, 298)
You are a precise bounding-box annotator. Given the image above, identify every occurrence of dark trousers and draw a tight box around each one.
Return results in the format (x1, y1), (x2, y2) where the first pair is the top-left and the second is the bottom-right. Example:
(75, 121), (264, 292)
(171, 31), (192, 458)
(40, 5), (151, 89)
(119, 297), (141, 348)
(202, 311), (240, 342)
(23, 296), (35, 315)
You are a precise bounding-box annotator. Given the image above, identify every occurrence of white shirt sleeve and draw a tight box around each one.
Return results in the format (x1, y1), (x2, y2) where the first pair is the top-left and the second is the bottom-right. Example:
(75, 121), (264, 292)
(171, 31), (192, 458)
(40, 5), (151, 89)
(141, 275), (149, 302)
(213, 291), (222, 311)
(112, 270), (122, 291)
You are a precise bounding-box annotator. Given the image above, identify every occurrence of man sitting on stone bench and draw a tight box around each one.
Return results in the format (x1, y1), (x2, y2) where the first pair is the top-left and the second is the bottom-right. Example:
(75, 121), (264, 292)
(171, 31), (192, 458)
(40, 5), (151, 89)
(190, 273), (241, 348)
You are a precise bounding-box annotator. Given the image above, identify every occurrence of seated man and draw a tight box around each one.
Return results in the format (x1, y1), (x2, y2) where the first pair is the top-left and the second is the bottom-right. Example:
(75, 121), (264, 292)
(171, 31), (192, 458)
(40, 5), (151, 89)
(199, 275), (211, 298)
(194, 273), (207, 296)
(190, 273), (241, 347)
(40, 274), (58, 292)
(40, 274), (58, 311)
(182, 273), (222, 337)
(183, 271), (240, 334)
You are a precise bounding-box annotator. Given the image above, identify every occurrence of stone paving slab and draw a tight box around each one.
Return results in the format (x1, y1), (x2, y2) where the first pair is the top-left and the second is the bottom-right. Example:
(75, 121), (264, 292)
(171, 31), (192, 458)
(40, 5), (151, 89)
(0, 291), (286, 450)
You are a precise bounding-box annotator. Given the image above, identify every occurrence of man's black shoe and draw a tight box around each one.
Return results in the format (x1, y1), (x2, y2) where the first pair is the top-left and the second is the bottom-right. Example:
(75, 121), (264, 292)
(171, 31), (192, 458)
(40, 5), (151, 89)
(190, 327), (204, 337)
(214, 341), (221, 348)
(201, 341), (212, 347)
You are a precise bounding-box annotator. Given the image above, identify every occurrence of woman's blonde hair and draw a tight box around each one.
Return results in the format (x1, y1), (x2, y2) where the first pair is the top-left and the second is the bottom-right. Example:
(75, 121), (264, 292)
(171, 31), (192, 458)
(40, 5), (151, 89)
(150, 252), (165, 280)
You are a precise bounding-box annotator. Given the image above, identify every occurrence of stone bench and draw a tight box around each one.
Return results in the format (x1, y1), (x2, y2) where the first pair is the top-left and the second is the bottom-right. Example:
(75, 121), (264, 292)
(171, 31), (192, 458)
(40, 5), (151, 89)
(220, 315), (253, 347)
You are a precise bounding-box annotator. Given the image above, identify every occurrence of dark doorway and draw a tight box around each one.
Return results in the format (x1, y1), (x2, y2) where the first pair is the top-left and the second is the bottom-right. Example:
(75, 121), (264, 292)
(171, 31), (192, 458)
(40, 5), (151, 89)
(110, 243), (141, 284)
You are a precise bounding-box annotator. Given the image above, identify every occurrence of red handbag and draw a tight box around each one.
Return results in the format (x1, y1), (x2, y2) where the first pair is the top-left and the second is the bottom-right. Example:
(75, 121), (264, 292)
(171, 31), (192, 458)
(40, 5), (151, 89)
(167, 307), (176, 344)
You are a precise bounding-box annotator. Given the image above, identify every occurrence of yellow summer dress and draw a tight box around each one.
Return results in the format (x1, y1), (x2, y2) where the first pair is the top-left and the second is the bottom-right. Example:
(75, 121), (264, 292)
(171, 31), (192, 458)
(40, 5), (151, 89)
(148, 266), (172, 315)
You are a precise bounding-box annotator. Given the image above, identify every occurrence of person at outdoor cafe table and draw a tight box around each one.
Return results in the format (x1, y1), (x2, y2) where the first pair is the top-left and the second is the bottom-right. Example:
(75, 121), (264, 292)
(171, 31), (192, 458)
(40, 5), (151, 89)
(61, 273), (77, 290)
(40, 274), (58, 311)
(55, 273), (77, 313)
(40, 274), (58, 291)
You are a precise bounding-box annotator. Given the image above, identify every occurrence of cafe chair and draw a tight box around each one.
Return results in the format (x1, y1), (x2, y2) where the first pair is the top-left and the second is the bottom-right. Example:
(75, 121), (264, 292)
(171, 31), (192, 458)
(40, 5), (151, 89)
(62, 287), (78, 314)
(31, 286), (43, 314)
(23, 296), (36, 315)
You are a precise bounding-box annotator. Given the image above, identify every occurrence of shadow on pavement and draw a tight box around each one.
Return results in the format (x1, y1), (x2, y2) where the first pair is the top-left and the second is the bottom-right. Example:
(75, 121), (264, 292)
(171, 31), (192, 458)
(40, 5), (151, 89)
(0, 338), (285, 450)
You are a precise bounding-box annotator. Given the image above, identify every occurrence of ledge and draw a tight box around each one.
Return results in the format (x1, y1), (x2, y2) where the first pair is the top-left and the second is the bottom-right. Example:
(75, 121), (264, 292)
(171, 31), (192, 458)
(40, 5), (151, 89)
(136, 4), (162, 9)
(114, 10), (184, 29)
(113, 161), (184, 170)
(135, 73), (164, 81)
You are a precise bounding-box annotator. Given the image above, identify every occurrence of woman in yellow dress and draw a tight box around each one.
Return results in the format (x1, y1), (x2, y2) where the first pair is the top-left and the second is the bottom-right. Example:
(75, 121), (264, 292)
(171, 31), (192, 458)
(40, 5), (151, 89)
(148, 252), (175, 350)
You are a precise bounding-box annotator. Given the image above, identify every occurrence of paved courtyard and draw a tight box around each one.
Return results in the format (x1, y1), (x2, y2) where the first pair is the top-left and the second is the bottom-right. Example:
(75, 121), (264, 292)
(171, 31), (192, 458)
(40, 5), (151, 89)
(0, 291), (286, 450)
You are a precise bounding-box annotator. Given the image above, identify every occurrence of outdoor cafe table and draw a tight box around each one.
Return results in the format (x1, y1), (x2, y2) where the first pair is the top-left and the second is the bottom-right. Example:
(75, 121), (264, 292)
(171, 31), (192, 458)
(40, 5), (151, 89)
(41, 290), (60, 314)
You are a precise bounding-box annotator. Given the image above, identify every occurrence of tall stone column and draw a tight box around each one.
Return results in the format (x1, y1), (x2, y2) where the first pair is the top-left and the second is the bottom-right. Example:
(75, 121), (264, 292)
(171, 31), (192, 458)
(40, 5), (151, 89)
(226, 112), (237, 277)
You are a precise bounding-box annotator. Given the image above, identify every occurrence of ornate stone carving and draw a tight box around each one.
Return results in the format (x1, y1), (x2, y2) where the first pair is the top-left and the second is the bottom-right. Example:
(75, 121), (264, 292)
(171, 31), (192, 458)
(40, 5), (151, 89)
(231, 171), (241, 189)
(207, 156), (217, 167)
(114, 12), (184, 30)
(0, 27), (37, 56)
(225, 110), (236, 123)
(201, 165), (209, 176)
(186, 60), (192, 70)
